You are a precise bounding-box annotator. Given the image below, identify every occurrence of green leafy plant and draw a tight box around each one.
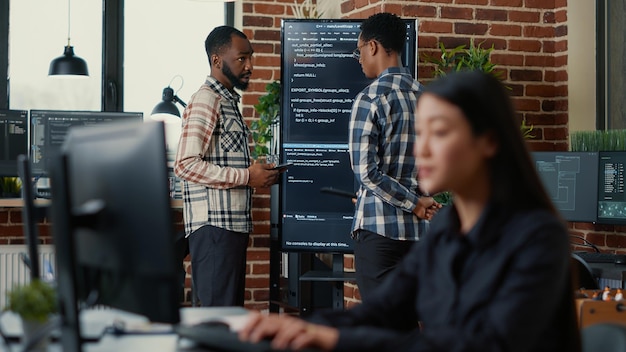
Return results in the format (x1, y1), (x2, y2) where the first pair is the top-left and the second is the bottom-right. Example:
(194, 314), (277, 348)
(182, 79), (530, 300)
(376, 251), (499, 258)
(0, 176), (22, 197)
(423, 39), (534, 206)
(570, 129), (626, 151)
(422, 38), (502, 80)
(7, 279), (57, 322)
(291, 0), (323, 19)
(251, 81), (280, 160)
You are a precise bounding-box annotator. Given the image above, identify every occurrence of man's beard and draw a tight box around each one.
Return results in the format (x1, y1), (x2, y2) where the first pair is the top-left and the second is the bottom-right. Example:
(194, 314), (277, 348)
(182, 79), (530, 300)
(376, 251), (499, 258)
(223, 62), (250, 90)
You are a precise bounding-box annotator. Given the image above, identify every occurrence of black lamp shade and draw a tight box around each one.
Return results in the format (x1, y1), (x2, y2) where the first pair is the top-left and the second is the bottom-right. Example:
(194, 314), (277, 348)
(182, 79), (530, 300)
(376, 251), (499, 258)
(151, 87), (181, 117)
(48, 45), (89, 76)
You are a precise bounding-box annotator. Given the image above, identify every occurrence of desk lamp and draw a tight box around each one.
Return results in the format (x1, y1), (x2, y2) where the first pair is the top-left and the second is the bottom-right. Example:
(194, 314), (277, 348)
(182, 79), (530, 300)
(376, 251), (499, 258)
(150, 79), (187, 162)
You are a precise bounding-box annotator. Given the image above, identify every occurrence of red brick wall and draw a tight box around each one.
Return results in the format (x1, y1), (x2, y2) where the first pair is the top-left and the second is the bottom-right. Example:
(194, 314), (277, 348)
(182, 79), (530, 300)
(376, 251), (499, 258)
(241, 0), (626, 307)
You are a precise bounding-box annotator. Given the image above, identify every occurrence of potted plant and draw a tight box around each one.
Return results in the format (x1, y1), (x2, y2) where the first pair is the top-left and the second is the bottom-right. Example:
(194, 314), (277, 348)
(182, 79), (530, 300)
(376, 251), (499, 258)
(251, 80), (280, 161)
(422, 39), (534, 205)
(0, 176), (22, 198)
(6, 279), (57, 349)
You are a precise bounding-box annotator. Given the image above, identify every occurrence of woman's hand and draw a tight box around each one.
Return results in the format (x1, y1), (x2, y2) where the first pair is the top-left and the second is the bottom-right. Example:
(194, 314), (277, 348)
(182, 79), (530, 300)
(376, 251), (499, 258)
(239, 311), (339, 351)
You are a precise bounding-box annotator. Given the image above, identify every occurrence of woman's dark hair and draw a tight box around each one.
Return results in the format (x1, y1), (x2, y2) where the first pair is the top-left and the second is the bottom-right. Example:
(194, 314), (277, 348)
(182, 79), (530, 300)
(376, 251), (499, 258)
(359, 12), (406, 53)
(422, 70), (556, 213)
(205, 26), (248, 59)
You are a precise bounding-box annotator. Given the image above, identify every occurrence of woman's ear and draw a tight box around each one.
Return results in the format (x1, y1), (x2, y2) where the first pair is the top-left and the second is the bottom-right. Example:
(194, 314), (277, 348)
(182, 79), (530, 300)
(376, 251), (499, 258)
(480, 130), (499, 158)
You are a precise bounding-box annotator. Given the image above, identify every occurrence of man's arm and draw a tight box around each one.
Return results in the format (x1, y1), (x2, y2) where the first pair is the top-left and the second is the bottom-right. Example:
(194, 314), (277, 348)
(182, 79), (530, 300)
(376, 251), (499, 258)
(174, 90), (248, 188)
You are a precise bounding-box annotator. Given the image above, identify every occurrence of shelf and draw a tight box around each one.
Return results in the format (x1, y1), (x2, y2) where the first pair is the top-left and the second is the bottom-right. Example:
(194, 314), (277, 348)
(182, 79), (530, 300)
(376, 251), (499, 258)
(299, 270), (356, 282)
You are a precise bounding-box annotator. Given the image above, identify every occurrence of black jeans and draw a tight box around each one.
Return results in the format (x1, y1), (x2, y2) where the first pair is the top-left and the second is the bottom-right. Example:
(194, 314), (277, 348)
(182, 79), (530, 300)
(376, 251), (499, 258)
(353, 229), (415, 302)
(188, 225), (249, 307)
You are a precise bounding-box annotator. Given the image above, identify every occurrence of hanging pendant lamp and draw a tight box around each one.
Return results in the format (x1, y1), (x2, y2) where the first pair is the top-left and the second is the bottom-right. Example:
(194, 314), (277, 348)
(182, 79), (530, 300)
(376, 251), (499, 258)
(48, 0), (89, 77)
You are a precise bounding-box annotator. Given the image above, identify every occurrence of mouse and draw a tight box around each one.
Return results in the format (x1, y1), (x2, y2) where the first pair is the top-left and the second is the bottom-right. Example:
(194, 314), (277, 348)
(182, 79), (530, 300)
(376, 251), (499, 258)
(614, 257), (626, 265)
(196, 320), (230, 329)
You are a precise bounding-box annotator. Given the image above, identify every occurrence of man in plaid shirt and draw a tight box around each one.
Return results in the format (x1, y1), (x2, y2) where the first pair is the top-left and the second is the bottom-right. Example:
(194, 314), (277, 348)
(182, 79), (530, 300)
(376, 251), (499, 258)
(349, 13), (440, 301)
(175, 26), (279, 306)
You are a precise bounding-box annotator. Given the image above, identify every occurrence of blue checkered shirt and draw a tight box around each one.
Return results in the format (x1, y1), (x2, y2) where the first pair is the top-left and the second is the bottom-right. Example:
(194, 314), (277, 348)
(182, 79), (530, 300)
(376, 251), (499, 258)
(349, 67), (427, 241)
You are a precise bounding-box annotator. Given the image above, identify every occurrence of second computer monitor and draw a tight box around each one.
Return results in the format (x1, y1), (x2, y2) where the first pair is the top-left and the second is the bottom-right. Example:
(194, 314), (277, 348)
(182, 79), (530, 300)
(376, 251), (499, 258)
(0, 109), (28, 177)
(29, 110), (143, 176)
(532, 151), (599, 223)
(597, 151), (626, 224)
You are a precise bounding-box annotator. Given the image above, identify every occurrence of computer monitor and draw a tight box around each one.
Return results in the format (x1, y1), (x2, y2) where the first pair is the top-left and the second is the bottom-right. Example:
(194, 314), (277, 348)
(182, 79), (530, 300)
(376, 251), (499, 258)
(29, 110), (143, 177)
(0, 109), (28, 177)
(17, 154), (44, 280)
(531, 151), (599, 222)
(48, 120), (180, 351)
(278, 19), (418, 252)
(597, 151), (626, 224)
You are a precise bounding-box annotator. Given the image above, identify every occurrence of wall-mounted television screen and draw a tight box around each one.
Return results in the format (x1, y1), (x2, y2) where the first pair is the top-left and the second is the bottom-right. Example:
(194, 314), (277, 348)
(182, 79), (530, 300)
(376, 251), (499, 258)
(278, 19), (418, 252)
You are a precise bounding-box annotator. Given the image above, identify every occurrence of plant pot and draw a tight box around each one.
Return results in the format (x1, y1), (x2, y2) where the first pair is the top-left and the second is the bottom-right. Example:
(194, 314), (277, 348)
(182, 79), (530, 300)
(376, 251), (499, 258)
(21, 318), (51, 351)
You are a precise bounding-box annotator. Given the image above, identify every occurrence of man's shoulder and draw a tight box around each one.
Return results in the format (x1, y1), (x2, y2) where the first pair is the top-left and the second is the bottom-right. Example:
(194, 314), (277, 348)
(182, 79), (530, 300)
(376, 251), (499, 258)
(365, 70), (421, 96)
(189, 84), (223, 104)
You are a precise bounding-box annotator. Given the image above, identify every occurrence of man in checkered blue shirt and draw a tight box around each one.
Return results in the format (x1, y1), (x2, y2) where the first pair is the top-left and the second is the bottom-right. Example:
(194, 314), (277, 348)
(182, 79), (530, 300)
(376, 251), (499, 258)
(349, 13), (441, 301)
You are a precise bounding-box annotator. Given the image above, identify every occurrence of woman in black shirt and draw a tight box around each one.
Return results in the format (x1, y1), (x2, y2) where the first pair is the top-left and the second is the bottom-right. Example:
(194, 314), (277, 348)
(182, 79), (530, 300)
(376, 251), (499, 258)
(239, 70), (580, 352)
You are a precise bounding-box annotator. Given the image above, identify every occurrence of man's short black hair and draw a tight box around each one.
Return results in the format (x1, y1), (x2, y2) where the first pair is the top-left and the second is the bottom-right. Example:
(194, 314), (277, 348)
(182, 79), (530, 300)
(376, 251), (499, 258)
(359, 13), (406, 54)
(205, 25), (248, 58)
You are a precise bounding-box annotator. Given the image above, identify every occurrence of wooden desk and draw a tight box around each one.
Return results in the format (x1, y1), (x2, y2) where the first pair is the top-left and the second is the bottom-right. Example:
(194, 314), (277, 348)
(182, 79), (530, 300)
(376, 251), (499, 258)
(0, 198), (183, 209)
(2, 307), (250, 352)
(576, 298), (626, 329)
(0, 198), (49, 208)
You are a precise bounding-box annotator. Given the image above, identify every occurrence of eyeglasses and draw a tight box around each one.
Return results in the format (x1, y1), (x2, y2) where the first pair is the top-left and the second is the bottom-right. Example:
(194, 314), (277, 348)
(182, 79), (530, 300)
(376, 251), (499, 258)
(352, 42), (370, 61)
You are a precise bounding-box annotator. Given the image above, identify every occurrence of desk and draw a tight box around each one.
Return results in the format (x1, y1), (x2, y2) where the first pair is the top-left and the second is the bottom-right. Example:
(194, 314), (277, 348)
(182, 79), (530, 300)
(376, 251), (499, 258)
(0, 198), (183, 209)
(588, 262), (626, 289)
(1, 307), (250, 352)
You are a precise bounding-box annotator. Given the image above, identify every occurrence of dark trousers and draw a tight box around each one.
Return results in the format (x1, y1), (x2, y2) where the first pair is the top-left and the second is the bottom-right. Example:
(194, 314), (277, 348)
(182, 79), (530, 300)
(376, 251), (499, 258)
(354, 229), (415, 302)
(188, 225), (249, 307)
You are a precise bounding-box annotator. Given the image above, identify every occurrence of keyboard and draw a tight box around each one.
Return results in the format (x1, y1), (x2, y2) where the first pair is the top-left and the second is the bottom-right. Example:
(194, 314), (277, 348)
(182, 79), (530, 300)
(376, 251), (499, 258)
(175, 323), (322, 352)
(175, 323), (278, 352)
(574, 251), (626, 264)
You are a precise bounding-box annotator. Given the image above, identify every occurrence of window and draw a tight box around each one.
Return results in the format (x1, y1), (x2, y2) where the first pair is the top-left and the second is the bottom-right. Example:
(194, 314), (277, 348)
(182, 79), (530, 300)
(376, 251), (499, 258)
(124, 1), (224, 117)
(6, 0), (225, 114)
(9, 0), (102, 110)
(597, 0), (626, 129)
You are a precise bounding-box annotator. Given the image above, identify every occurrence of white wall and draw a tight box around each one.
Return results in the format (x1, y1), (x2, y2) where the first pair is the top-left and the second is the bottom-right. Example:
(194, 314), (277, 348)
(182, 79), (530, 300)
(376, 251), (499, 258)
(568, 1), (597, 134)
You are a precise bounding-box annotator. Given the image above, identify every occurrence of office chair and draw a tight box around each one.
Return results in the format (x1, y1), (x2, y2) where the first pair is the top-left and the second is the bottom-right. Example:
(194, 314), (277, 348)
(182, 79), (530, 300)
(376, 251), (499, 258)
(582, 323), (626, 352)
(572, 253), (599, 290)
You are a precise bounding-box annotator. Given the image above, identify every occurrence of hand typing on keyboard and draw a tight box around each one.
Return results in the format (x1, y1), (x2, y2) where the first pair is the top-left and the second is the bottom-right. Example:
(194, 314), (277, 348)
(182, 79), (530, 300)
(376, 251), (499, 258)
(238, 311), (338, 351)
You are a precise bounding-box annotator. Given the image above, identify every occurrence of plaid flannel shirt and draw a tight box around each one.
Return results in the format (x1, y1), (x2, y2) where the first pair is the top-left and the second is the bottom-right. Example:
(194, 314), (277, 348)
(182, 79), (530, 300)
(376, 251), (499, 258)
(349, 67), (427, 241)
(174, 76), (253, 236)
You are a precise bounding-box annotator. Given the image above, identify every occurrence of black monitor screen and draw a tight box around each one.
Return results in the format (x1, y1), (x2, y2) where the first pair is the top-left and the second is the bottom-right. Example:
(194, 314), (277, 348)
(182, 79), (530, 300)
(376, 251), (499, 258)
(597, 151), (626, 224)
(29, 110), (143, 176)
(49, 120), (179, 350)
(279, 19), (417, 252)
(0, 110), (28, 177)
(531, 152), (599, 222)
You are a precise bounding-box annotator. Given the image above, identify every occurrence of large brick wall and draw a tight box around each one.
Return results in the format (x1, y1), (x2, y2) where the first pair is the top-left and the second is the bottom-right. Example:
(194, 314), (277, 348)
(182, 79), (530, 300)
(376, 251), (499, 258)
(240, 0), (626, 309)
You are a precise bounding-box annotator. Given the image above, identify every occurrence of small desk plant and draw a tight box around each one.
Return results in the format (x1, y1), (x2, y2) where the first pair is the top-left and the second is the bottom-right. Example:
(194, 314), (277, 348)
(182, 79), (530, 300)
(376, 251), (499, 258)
(0, 176), (22, 198)
(6, 279), (57, 350)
